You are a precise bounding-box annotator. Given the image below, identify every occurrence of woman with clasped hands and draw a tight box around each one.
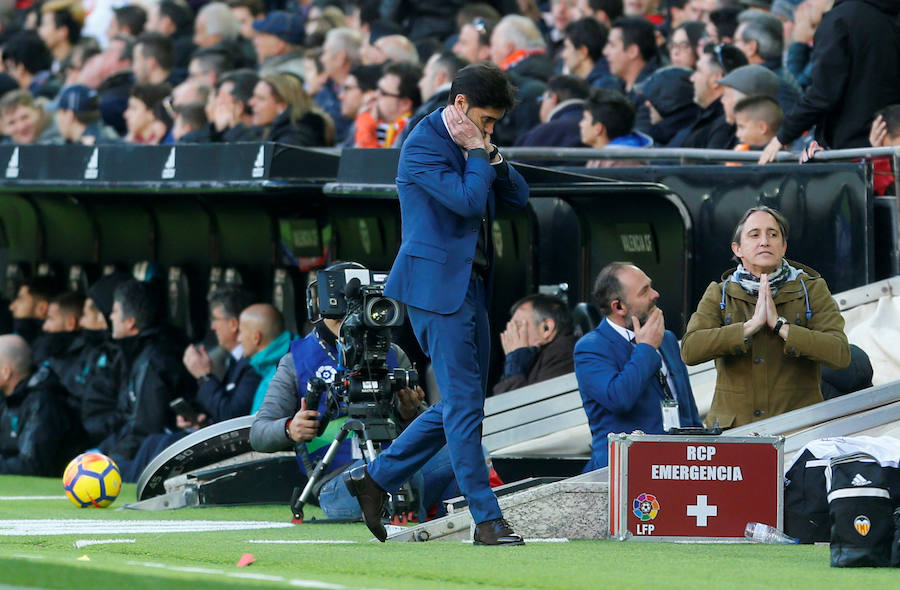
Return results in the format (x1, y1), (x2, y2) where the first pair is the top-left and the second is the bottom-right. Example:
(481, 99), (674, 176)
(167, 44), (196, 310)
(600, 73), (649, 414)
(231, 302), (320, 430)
(681, 206), (850, 428)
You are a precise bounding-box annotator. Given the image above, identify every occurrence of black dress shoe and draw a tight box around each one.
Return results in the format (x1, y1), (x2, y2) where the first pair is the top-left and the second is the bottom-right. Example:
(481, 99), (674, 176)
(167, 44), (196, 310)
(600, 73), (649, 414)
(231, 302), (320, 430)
(473, 518), (525, 546)
(343, 465), (388, 542)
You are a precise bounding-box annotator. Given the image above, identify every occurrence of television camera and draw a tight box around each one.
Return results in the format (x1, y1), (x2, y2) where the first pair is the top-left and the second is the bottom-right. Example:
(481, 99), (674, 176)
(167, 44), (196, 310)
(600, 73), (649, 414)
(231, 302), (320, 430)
(290, 266), (420, 523)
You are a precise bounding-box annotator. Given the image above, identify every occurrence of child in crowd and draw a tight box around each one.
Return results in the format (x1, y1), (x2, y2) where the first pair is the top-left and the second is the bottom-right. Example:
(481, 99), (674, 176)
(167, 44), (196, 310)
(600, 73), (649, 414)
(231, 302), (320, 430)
(733, 95), (782, 150)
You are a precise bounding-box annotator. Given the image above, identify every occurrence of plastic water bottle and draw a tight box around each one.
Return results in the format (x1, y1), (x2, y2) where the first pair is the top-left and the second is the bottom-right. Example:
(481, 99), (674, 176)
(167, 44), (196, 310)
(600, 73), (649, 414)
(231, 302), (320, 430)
(744, 522), (799, 544)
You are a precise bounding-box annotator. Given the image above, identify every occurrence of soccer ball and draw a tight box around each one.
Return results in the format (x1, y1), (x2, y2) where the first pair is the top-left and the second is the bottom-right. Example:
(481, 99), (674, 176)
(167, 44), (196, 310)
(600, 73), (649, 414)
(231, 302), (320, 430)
(62, 452), (122, 508)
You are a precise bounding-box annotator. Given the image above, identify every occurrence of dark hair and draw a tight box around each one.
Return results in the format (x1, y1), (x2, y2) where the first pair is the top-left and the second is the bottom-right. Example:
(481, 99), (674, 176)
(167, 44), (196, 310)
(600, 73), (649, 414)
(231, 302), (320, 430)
(159, 0), (194, 33)
(207, 285), (252, 319)
(447, 62), (516, 113)
(217, 69), (259, 113)
(130, 82), (172, 111)
(226, 0), (263, 17)
(565, 17), (608, 63)
(731, 206), (790, 245)
(111, 34), (136, 62)
(584, 88), (634, 140)
(546, 74), (590, 103)
(877, 104), (900, 138)
(431, 51), (467, 82)
(175, 101), (207, 130)
(190, 48), (234, 79)
(51, 291), (85, 318)
(349, 63), (382, 92)
(113, 279), (163, 331)
(136, 32), (174, 71)
(734, 94), (782, 131)
(611, 17), (656, 62)
(668, 0), (689, 9)
(673, 20), (706, 61)
(74, 107), (102, 126)
(510, 294), (574, 337)
(44, 6), (82, 45)
(19, 276), (59, 302)
(586, 0), (623, 21)
(702, 42), (747, 74)
(384, 61), (422, 110)
(710, 7), (742, 41)
(113, 5), (147, 37)
(356, 0), (381, 27)
(2, 31), (52, 75)
(592, 261), (634, 316)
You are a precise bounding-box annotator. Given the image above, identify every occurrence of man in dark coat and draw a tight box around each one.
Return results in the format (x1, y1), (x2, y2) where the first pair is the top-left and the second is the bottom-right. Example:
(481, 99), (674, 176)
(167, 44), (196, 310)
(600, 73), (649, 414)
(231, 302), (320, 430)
(515, 75), (589, 166)
(494, 294), (577, 394)
(671, 43), (747, 149)
(97, 279), (194, 467)
(640, 66), (700, 146)
(0, 335), (76, 476)
(760, 0), (900, 161)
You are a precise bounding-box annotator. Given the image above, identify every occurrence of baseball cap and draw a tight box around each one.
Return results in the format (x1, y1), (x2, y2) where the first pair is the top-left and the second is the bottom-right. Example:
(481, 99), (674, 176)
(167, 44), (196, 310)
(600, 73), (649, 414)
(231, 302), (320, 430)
(718, 65), (779, 98)
(252, 10), (306, 46)
(54, 84), (99, 113)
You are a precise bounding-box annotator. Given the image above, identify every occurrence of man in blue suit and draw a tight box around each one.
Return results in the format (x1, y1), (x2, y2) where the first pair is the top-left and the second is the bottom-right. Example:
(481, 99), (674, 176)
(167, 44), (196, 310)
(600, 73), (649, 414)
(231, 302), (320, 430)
(344, 63), (530, 546)
(575, 262), (702, 472)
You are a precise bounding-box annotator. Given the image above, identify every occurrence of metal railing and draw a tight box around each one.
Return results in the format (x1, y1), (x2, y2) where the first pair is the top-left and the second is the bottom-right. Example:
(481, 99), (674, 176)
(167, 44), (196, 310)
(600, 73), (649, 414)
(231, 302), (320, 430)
(500, 145), (900, 164)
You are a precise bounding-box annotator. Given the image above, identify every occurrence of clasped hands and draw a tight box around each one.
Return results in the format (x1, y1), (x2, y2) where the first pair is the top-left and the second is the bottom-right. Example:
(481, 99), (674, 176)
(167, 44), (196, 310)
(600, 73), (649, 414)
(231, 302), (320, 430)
(742, 273), (788, 339)
(286, 386), (426, 443)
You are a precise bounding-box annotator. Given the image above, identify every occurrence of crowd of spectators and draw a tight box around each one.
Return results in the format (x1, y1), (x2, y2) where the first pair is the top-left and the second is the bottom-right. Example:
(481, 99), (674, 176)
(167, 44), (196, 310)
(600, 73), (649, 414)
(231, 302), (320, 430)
(0, 0), (893, 162)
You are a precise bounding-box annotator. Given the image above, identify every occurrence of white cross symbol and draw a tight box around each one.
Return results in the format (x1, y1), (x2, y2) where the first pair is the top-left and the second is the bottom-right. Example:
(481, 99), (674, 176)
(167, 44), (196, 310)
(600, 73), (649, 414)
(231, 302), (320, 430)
(686, 495), (718, 527)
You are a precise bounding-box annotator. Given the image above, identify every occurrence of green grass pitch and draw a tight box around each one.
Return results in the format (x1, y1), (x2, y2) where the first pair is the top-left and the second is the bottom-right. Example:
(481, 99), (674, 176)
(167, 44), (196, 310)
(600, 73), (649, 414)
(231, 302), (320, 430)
(0, 475), (897, 589)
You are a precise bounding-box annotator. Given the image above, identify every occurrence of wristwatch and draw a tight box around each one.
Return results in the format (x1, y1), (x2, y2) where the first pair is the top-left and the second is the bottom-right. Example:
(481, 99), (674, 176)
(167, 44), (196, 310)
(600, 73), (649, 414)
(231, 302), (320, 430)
(773, 316), (788, 336)
(488, 145), (499, 161)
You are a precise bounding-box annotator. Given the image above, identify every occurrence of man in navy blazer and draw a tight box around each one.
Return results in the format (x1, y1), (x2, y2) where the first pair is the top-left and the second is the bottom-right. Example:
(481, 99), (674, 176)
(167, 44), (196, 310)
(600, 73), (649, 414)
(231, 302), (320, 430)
(574, 262), (702, 472)
(344, 63), (530, 546)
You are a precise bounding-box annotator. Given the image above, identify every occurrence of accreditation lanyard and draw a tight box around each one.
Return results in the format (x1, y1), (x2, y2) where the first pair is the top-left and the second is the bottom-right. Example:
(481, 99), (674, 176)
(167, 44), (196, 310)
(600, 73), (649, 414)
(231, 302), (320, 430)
(630, 333), (680, 431)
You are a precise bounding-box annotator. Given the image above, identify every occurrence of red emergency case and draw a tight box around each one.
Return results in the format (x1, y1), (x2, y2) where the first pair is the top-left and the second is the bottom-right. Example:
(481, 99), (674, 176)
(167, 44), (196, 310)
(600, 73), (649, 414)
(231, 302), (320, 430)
(608, 432), (784, 541)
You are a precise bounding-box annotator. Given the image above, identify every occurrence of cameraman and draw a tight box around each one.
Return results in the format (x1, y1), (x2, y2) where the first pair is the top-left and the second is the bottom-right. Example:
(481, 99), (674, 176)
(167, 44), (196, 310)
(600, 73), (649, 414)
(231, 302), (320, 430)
(250, 314), (459, 520)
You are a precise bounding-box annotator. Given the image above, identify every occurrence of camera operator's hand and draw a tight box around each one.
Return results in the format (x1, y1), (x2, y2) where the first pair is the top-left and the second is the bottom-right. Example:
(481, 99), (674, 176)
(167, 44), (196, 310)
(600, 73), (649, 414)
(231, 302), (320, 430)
(396, 385), (426, 421)
(287, 398), (321, 443)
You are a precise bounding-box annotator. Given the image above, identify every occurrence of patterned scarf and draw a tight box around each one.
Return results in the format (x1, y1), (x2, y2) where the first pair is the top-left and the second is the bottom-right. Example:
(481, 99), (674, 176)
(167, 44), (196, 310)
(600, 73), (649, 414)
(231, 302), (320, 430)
(732, 259), (797, 297)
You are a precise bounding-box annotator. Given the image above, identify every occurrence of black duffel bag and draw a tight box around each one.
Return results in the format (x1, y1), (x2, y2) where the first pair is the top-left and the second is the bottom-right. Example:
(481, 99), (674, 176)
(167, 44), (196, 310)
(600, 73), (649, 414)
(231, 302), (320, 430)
(828, 452), (895, 567)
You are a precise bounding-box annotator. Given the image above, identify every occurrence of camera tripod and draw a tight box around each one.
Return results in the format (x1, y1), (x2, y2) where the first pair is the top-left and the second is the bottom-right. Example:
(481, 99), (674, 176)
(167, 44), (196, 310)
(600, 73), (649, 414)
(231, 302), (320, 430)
(289, 416), (417, 524)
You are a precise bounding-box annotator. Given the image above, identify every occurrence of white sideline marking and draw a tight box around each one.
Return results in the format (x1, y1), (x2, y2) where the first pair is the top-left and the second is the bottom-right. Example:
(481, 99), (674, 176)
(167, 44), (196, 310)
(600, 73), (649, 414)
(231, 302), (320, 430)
(462, 537), (569, 543)
(247, 539), (356, 545)
(0, 496), (66, 501)
(127, 560), (351, 589)
(0, 520), (295, 536)
(74, 539), (136, 549)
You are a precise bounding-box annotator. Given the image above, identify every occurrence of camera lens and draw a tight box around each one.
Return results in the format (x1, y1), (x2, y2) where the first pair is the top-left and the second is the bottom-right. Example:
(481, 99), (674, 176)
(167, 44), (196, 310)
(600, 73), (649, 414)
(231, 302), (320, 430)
(366, 297), (399, 326)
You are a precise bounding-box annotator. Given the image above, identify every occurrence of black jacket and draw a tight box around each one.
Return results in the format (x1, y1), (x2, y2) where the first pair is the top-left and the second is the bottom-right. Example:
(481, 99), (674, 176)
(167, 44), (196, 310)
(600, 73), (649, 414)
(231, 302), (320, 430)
(399, 87), (450, 147)
(196, 355), (261, 422)
(265, 110), (328, 147)
(673, 98), (736, 149)
(492, 71), (545, 147)
(0, 367), (75, 476)
(515, 101), (586, 166)
(70, 330), (124, 446)
(778, 0), (900, 149)
(98, 326), (194, 463)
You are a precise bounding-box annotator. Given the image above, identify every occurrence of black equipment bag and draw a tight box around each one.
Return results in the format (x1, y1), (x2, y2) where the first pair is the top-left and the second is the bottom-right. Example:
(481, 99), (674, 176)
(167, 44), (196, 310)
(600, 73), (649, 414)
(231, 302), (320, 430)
(784, 448), (830, 543)
(828, 452), (895, 567)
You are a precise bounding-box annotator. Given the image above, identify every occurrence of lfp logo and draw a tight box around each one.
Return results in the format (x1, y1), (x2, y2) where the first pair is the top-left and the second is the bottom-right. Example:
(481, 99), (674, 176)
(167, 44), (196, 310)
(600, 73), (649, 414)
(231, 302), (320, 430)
(633, 493), (660, 521)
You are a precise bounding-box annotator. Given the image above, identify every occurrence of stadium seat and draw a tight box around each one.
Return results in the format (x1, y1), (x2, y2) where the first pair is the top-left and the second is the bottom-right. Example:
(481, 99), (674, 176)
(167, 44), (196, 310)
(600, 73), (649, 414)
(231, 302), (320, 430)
(67, 264), (98, 294)
(272, 266), (306, 335)
(167, 266), (196, 341)
(572, 302), (601, 337)
(4, 262), (27, 300)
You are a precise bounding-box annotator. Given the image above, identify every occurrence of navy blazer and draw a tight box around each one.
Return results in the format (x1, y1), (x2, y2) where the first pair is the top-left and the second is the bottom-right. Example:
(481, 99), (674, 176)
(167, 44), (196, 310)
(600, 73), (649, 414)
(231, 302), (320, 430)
(574, 319), (701, 471)
(384, 107), (530, 314)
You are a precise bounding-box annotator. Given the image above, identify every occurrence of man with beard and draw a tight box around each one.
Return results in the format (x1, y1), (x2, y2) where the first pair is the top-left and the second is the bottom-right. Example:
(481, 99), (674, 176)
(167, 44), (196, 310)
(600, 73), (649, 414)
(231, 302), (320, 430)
(8, 277), (59, 353)
(574, 262), (701, 471)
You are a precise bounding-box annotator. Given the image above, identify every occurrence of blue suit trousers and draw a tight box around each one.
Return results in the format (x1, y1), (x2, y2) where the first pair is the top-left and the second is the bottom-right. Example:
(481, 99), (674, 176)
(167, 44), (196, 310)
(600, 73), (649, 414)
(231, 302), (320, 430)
(368, 274), (501, 524)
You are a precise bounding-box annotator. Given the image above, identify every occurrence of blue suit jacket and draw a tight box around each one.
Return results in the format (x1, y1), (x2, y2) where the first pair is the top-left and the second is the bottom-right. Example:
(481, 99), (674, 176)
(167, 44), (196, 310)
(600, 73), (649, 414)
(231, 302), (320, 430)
(384, 108), (530, 314)
(574, 319), (702, 471)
